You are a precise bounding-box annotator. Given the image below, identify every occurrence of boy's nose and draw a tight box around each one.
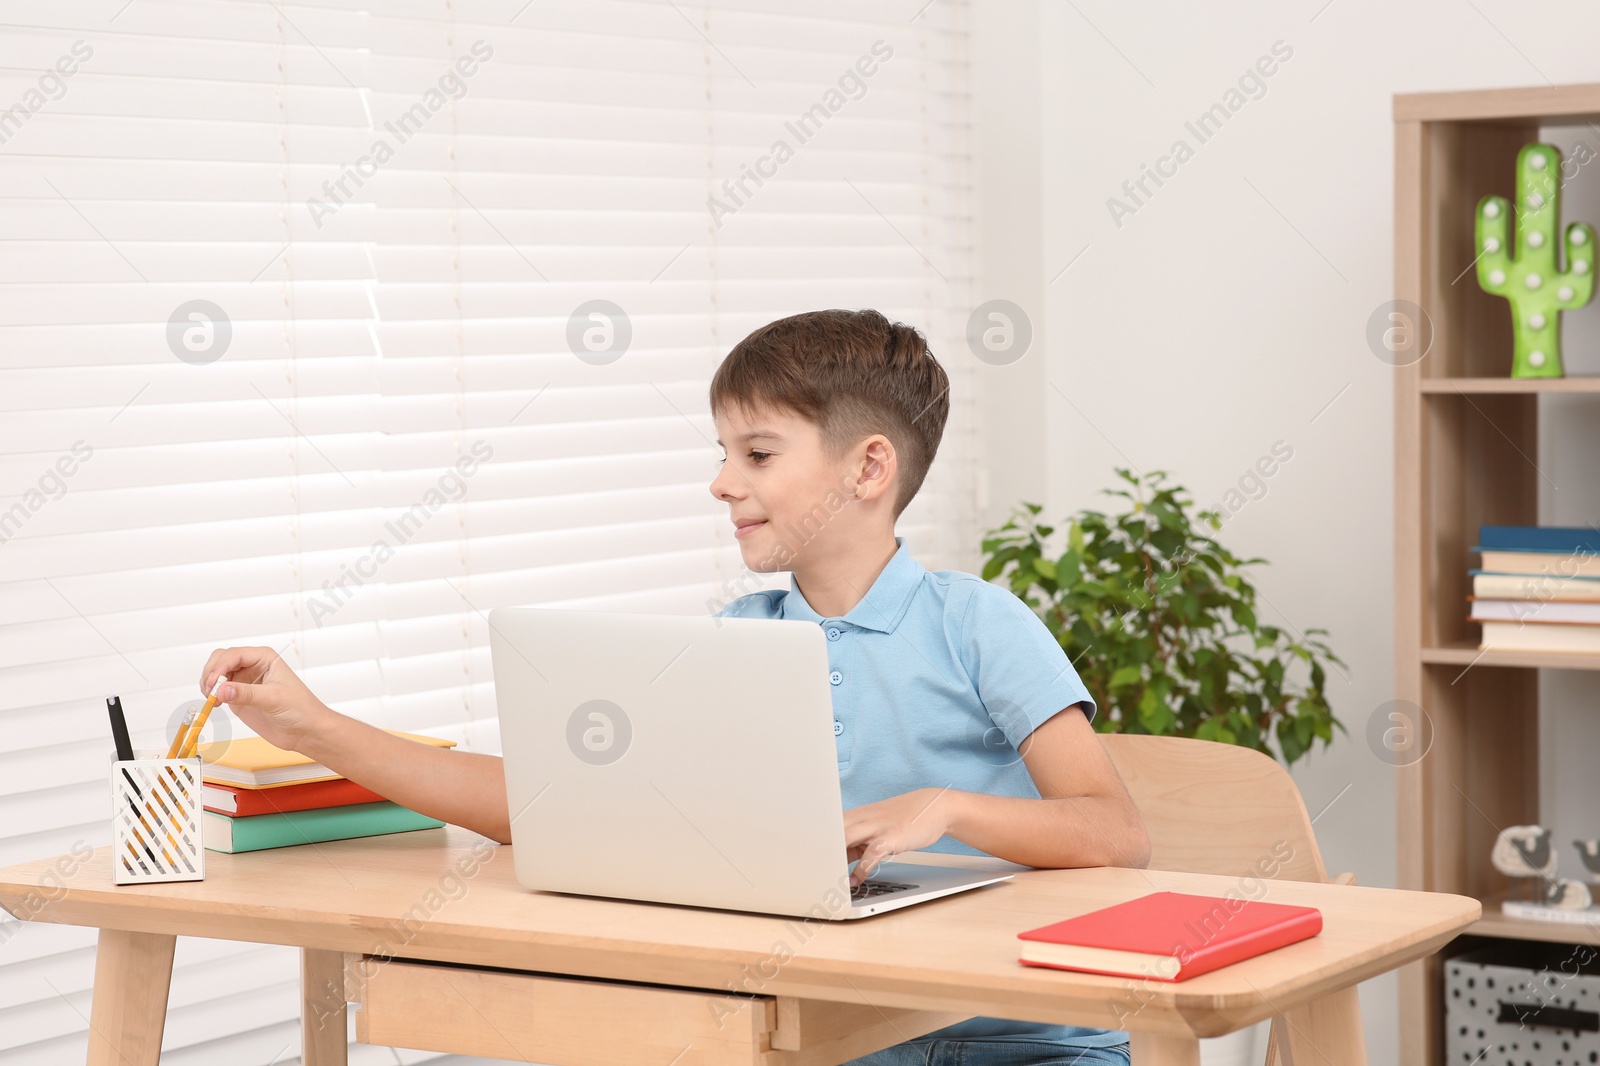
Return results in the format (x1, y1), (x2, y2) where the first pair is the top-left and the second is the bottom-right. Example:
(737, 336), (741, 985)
(709, 462), (743, 501)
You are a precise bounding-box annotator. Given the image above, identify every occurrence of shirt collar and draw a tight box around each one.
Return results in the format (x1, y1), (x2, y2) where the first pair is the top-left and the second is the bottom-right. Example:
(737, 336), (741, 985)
(783, 537), (924, 633)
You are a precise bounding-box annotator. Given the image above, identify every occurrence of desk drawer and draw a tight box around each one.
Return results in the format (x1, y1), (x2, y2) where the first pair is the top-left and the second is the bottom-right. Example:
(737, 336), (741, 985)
(352, 956), (964, 1066)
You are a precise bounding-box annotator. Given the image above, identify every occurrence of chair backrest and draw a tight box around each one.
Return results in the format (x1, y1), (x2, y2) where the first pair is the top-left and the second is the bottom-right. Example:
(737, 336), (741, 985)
(1098, 733), (1330, 884)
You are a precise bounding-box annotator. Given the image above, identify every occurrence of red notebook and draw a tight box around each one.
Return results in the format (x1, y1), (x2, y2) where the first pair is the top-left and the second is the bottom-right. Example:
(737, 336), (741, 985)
(202, 777), (387, 817)
(1017, 891), (1322, 981)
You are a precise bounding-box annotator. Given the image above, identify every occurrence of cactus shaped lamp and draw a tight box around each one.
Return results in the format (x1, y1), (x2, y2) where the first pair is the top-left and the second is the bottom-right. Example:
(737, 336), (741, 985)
(1475, 142), (1597, 378)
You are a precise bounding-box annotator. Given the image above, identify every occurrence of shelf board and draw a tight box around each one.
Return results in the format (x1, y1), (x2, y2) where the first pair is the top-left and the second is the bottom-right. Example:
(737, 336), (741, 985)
(1422, 641), (1600, 671)
(1470, 896), (1600, 944)
(1394, 81), (1600, 123)
(1418, 376), (1600, 394)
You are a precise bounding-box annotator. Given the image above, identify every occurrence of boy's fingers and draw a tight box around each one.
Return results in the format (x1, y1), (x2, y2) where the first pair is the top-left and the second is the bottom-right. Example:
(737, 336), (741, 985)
(200, 649), (230, 692)
(852, 843), (892, 885)
(201, 646), (274, 694)
(201, 649), (239, 693)
(218, 680), (259, 707)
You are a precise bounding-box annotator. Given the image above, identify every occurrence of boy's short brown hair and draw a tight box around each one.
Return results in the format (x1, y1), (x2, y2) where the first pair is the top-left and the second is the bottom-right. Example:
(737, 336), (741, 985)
(709, 309), (949, 517)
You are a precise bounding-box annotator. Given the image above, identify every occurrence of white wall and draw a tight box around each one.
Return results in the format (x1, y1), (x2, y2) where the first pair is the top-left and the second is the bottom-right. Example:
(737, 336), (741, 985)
(974, 1), (1600, 1059)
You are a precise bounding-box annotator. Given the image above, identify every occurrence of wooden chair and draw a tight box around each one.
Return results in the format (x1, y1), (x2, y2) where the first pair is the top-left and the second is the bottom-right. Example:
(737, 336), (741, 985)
(1099, 733), (1364, 1066)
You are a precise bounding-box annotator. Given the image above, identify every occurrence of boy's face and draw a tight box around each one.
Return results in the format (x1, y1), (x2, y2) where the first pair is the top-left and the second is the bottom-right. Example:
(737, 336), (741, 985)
(710, 404), (863, 572)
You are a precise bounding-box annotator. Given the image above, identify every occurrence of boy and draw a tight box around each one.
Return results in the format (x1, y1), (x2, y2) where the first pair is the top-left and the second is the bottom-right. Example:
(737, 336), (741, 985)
(200, 308), (1148, 1066)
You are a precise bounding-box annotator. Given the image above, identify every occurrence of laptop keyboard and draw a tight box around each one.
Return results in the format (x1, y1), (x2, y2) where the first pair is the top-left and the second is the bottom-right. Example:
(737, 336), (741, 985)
(851, 878), (920, 901)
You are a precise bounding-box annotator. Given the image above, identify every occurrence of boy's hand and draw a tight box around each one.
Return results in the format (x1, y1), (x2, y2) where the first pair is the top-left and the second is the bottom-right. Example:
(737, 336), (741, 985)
(199, 646), (335, 754)
(844, 788), (958, 885)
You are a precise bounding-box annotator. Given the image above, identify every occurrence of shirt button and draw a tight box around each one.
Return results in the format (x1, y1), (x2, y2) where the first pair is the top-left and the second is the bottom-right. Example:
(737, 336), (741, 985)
(829, 670), (842, 685)
(826, 627), (841, 641)
(834, 719), (844, 736)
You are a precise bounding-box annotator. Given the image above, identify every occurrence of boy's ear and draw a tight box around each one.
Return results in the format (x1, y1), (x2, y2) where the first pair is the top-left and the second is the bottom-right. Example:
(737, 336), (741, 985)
(852, 436), (896, 503)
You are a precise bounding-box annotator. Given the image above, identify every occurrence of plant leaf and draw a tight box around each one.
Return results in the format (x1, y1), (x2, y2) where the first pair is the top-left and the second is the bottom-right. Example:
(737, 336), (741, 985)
(1109, 665), (1143, 688)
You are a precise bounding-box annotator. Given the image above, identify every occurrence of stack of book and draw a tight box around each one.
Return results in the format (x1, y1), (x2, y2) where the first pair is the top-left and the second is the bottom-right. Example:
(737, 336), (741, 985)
(196, 730), (456, 854)
(1472, 525), (1600, 653)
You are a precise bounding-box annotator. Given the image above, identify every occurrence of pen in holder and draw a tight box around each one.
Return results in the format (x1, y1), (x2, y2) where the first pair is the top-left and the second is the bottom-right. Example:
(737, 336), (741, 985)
(110, 748), (205, 885)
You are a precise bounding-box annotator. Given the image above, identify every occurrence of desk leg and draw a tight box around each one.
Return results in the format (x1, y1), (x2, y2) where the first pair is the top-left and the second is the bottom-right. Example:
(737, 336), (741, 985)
(1130, 1032), (1201, 1065)
(1269, 986), (1367, 1066)
(86, 928), (175, 1066)
(301, 948), (349, 1066)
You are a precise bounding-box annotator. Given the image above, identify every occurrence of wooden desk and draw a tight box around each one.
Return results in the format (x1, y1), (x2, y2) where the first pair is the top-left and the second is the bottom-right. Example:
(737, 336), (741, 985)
(0, 825), (1479, 1065)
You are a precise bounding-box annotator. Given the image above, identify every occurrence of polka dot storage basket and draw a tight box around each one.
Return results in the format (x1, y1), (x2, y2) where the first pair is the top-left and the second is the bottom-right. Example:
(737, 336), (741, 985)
(1447, 939), (1600, 1065)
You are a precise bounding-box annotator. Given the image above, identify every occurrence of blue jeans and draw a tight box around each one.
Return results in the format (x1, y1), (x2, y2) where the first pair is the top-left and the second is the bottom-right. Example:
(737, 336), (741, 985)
(842, 1039), (1132, 1066)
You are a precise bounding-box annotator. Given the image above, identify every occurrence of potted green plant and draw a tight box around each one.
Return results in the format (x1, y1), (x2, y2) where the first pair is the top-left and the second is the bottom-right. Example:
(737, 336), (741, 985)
(980, 468), (1343, 766)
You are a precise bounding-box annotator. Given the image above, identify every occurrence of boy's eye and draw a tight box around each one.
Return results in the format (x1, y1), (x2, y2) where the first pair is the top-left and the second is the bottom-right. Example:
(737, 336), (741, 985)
(749, 451), (771, 465)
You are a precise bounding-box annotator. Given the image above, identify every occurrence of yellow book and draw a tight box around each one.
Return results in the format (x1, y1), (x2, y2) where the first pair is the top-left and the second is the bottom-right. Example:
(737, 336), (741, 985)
(197, 730), (457, 789)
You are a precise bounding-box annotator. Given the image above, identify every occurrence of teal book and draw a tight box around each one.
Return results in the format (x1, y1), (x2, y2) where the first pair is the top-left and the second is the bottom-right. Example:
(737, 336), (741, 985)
(202, 799), (445, 854)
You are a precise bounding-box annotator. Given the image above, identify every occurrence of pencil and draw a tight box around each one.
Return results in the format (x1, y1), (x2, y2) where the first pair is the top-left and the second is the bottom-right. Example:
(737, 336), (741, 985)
(178, 675), (227, 760)
(164, 705), (197, 760)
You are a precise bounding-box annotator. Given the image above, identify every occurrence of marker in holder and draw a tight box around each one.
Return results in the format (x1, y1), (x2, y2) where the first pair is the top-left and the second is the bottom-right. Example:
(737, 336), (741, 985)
(111, 748), (204, 885)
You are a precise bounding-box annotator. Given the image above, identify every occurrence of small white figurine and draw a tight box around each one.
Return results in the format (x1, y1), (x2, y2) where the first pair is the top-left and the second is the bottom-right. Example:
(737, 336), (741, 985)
(1545, 878), (1593, 911)
(1573, 838), (1600, 880)
(1491, 825), (1556, 902)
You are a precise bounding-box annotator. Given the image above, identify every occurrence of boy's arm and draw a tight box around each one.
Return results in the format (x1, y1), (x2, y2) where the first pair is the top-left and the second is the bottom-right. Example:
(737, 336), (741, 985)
(201, 646), (512, 844)
(844, 705), (1149, 882)
(951, 704), (1149, 868)
(295, 713), (511, 845)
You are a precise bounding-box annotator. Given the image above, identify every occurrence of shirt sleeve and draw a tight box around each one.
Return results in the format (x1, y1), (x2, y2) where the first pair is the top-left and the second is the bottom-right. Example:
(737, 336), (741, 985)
(957, 579), (1096, 749)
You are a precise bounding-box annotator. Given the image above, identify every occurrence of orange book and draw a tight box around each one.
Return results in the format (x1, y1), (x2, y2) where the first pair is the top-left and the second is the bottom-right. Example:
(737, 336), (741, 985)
(1017, 891), (1322, 981)
(202, 777), (387, 817)
(197, 730), (457, 789)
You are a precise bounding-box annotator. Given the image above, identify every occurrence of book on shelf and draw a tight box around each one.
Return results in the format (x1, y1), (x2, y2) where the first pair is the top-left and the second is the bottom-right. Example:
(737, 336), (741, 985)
(1479, 620), (1600, 654)
(202, 800), (445, 854)
(1478, 552), (1600, 578)
(1472, 571), (1600, 600)
(1479, 526), (1600, 554)
(1471, 599), (1600, 625)
(1476, 526), (1600, 578)
(197, 730), (456, 789)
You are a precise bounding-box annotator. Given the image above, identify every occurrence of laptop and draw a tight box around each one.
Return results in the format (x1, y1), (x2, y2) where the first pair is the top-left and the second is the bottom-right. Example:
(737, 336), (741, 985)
(487, 607), (1015, 919)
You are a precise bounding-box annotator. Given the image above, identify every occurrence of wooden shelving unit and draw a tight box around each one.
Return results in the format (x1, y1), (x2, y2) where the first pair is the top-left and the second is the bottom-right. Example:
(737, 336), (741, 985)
(1394, 83), (1600, 1065)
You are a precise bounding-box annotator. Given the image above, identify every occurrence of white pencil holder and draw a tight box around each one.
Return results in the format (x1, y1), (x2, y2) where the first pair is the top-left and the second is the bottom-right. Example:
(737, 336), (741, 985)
(110, 751), (205, 885)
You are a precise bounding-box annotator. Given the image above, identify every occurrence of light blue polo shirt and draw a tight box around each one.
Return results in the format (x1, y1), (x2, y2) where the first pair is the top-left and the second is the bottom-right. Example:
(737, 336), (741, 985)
(718, 536), (1127, 1049)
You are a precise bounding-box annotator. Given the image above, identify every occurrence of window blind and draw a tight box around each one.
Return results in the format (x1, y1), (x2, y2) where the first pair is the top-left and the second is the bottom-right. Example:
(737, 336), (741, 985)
(0, 1), (975, 1062)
